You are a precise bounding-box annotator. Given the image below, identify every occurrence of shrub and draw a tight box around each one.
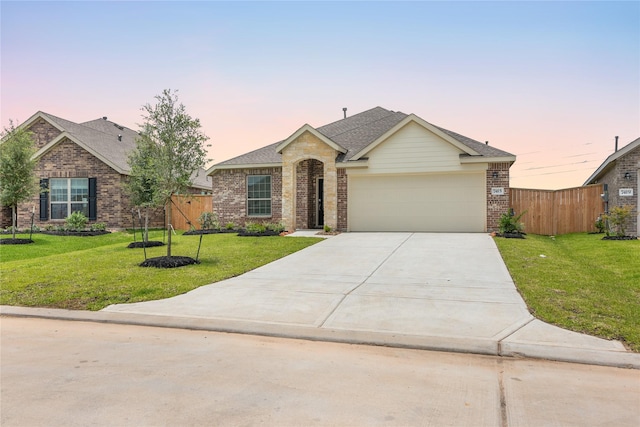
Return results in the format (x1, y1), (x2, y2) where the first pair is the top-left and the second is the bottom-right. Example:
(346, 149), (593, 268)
(498, 210), (526, 234)
(603, 205), (633, 237)
(266, 222), (285, 233)
(225, 222), (237, 230)
(324, 224), (332, 233)
(90, 222), (107, 231)
(594, 216), (605, 233)
(245, 222), (266, 234)
(65, 212), (88, 231)
(198, 211), (219, 230)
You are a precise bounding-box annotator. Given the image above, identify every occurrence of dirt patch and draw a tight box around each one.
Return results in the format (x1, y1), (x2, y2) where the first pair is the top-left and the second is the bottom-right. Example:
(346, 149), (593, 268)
(140, 256), (200, 268)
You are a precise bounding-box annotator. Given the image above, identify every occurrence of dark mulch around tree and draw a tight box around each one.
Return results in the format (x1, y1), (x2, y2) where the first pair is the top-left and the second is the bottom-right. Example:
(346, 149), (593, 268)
(42, 231), (111, 237)
(127, 241), (165, 248)
(237, 230), (281, 237)
(497, 232), (526, 239)
(139, 256), (200, 268)
(182, 229), (239, 235)
(602, 236), (637, 241)
(0, 238), (34, 245)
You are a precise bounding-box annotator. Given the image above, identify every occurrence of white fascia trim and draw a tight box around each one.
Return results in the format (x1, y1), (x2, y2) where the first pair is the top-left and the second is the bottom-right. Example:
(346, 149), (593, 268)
(352, 114), (481, 161)
(276, 124), (347, 154)
(337, 160), (369, 168)
(1, 111), (64, 144)
(460, 155), (516, 164)
(33, 133), (127, 175)
(583, 137), (640, 185)
(207, 163), (282, 175)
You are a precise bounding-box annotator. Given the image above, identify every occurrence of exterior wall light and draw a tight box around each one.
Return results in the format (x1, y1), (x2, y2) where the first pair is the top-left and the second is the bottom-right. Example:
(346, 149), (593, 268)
(492, 171), (499, 178)
(624, 172), (632, 180)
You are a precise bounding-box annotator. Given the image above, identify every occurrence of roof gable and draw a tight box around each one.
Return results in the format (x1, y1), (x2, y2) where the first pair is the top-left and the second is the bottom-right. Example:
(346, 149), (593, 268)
(583, 137), (640, 185)
(276, 124), (347, 154)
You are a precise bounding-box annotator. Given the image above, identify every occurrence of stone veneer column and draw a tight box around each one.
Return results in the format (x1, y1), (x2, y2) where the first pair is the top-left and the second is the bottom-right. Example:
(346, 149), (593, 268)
(323, 163), (338, 230)
(281, 161), (296, 233)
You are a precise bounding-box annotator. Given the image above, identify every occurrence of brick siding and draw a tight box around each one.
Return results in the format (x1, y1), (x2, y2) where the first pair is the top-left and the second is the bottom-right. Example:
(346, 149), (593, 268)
(596, 146), (639, 236)
(211, 167), (283, 227)
(337, 168), (348, 230)
(487, 162), (511, 232)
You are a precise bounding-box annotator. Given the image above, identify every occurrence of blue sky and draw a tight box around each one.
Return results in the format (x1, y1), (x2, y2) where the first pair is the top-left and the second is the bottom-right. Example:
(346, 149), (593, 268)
(2, 1), (638, 189)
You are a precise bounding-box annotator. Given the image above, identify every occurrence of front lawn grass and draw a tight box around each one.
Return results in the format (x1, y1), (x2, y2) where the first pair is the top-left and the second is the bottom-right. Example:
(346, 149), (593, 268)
(494, 233), (640, 351)
(0, 231), (321, 311)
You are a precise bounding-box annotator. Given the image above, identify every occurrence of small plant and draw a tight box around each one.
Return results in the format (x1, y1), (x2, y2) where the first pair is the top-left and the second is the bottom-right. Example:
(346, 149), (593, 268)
(245, 222), (267, 234)
(266, 222), (285, 233)
(90, 222), (107, 231)
(198, 211), (219, 230)
(603, 205), (632, 237)
(498, 210), (526, 235)
(594, 216), (605, 233)
(65, 211), (88, 231)
(225, 222), (237, 230)
(44, 224), (54, 231)
(324, 224), (332, 233)
(29, 224), (41, 233)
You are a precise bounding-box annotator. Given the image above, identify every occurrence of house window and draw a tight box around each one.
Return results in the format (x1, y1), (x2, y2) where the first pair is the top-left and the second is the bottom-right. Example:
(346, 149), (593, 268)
(247, 175), (272, 216)
(50, 178), (89, 219)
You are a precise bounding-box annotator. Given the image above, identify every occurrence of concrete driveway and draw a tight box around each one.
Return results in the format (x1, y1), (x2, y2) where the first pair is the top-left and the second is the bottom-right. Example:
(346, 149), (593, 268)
(99, 232), (638, 368)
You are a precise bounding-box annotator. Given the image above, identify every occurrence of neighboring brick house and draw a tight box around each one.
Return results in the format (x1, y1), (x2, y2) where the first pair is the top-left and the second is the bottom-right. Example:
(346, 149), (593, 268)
(584, 137), (639, 236)
(1, 111), (211, 229)
(207, 107), (516, 232)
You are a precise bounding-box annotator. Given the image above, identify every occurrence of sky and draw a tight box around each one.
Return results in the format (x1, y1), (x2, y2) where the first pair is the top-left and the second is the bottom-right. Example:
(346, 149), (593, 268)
(1, 0), (638, 190)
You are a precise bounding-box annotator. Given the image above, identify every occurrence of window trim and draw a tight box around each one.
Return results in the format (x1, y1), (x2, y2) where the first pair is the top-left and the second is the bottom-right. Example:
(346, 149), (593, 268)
(247, 175), (272, 217)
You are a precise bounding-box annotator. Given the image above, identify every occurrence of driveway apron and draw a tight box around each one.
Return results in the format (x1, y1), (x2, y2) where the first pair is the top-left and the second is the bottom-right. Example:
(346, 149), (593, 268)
(104, 233), (533, 351)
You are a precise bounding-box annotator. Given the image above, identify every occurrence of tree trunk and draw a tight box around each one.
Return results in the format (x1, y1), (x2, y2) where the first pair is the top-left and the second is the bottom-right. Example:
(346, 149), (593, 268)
(166, 201), (172, 257)
(144, 209), (149, 243)
(11, 205), (17, 239)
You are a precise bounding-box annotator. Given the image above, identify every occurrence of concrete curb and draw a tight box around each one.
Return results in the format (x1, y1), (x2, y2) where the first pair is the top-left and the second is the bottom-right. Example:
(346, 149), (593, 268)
(2, 305), (638, 369)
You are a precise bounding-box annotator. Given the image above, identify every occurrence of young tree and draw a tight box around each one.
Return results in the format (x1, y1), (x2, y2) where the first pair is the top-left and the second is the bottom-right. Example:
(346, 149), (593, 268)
(125, 134), (161, 243)
(139, 89), (209, 257)
(0, 121), (38, 239)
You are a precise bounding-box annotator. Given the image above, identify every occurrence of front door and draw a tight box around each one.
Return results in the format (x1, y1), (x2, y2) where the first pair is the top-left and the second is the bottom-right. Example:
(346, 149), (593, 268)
(316, 177), (324, 228)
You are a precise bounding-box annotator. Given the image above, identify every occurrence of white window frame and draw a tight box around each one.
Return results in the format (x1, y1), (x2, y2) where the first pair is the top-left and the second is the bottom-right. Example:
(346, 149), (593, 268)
(247, 175), (272, 217)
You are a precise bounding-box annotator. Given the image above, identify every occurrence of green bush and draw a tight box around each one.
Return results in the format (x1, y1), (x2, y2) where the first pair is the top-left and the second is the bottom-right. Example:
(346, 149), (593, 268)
(323, 224), (332, 233)
(90, 222), (107, 231)
(266, 222), (285, 233)
(225, 222), (237, 230)
(498, 210), (526, 234)
(594, 216), (605, 233)
(603, 205), (633, 237)
(65, 212), (88, 231)
(198, 211), (219, 230)
(245, 222), (266, 234)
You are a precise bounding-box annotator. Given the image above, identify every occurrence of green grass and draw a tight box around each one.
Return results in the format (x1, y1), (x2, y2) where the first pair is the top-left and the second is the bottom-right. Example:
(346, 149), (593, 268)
(494, 233), (640, 351)
(0, 231), (321, 311)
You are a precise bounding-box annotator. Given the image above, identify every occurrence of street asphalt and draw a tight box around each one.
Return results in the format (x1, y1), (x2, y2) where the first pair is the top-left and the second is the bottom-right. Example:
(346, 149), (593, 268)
(2, 232), (638, 368)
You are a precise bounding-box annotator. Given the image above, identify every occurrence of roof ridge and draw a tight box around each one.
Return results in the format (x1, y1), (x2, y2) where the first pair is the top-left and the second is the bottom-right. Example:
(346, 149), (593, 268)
(318, 107), (404, 139)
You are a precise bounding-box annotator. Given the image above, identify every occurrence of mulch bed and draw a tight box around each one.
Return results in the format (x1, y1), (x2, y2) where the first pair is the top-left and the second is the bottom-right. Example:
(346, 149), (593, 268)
(140, 256), (200, 268)
(602, 236), (637, 241)
(497, 232), (526, 239)
(41, 231), (111, 237)
(182, 229), (239, 235)
(237, 230), (281, 237)
(127, 241), (165, 248)
(0, 238), (34, 245)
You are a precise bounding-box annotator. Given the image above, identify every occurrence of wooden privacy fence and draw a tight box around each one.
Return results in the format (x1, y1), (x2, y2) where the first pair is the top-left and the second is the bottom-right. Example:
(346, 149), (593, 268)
(169, 195), (213, 230)
(510, 184), (604, 235)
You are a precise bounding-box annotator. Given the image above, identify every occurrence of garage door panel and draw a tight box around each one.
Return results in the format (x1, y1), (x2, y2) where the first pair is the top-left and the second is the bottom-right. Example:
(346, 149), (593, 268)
(348, 174), (486, 232)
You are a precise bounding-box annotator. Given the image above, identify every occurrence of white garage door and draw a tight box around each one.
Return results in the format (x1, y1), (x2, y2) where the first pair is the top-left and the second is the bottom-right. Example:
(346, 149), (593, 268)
(348, 173), (486, 232)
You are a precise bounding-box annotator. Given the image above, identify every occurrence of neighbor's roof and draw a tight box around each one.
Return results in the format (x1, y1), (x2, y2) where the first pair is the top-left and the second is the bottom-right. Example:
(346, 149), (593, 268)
(20, 111), (211, 189)
(210, 106), (515, 171)
(583, 137), (640, 185)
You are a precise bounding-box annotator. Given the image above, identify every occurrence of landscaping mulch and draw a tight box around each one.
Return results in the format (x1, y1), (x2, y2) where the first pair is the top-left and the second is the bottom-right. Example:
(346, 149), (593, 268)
(127, 241), (165, 248)
(497, 232), (526, 239)
(237, 230), (281, 237)
(182, 229), (239, 235)
(139, 256), (200, 268)
(41, 231), (111, 237)
(602, 236), (637, 241)
(0, 238), (34, 245)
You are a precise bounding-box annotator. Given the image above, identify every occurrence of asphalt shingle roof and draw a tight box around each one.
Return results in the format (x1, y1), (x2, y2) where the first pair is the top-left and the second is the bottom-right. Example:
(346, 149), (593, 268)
(214, 106), (514, 168)
(35, 112), (211, 189)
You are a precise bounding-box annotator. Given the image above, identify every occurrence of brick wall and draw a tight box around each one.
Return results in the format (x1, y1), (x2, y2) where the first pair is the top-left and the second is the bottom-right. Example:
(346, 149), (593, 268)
(487, 162), (511, 232)
(16, 139), (132, 229)
(337, 168), (348, 230)
(211, 167), (283, 227)
(597, 146), (639, 235)
(28, 119), (62, 150)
